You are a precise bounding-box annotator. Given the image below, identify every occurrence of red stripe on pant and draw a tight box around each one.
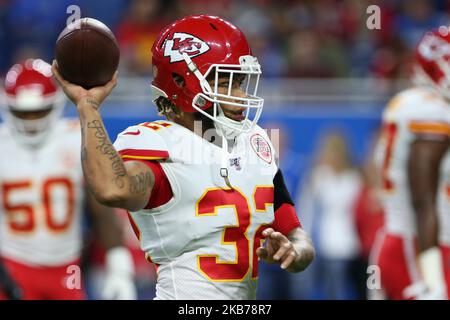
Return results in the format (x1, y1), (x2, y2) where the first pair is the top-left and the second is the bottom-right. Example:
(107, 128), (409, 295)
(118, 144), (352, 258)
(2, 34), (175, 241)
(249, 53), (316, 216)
(440, 245), (450, 300)
(374, 233), (421, 300)
(0, 257), (86, 300)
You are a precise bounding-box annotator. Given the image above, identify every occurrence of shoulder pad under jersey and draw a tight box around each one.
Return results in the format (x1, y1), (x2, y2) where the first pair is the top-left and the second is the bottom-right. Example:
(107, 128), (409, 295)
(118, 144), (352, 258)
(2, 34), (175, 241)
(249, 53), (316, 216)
(113, 121), (171, 161)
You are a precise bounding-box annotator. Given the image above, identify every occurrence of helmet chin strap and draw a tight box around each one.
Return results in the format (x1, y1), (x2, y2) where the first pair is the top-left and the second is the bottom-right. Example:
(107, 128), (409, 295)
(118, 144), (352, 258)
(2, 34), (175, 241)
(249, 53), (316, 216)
(182, 52), (213, 93)
(214, 105), (243, 141)
(214, 106), (235, 189)
(218, 131), (233, 189)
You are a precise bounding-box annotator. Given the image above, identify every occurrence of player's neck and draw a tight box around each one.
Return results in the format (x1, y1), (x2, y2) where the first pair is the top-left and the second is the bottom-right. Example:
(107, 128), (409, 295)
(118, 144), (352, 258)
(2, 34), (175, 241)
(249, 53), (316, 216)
(172, 116), (224, 148)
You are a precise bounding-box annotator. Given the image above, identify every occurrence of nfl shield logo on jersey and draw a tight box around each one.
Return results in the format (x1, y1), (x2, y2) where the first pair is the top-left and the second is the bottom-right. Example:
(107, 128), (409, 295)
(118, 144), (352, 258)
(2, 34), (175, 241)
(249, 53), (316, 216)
(229, 157), (242, 171)
(250, 134), (272, 164)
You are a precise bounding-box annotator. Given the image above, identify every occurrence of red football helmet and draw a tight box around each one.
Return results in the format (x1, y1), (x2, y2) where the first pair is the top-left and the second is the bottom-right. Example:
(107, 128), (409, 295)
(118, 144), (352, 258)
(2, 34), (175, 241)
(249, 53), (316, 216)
(151, 15), (263, 137)
(1, 59), (65, 147)
(413, 26), (450, 99)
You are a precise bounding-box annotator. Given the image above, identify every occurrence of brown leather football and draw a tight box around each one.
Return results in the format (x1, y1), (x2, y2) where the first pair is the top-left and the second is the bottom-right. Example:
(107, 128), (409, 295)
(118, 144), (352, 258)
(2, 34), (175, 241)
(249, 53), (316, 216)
(55, 18), (120, 89)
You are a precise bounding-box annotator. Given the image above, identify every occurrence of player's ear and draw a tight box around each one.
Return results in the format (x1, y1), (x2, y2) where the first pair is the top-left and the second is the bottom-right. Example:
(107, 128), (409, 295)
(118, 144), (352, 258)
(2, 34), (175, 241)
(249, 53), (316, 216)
(172, 73), (185, 88)
(156, 96), (183, 120)
(173, 105), (184, 119)
(169, 74), (186, 118)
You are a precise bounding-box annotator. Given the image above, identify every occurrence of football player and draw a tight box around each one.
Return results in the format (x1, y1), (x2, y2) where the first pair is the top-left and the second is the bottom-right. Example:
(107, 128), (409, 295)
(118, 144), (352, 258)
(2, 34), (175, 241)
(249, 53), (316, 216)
(372, 27), (450, 300)
(0, 59), (136, 300)
(52, 15), (315, 299)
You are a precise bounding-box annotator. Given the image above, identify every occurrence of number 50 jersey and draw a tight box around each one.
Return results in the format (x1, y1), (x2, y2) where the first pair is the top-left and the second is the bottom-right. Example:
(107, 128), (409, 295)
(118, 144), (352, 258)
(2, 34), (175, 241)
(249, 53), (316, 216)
(114, 120), (278, 300)
(0, 119), (85, 266)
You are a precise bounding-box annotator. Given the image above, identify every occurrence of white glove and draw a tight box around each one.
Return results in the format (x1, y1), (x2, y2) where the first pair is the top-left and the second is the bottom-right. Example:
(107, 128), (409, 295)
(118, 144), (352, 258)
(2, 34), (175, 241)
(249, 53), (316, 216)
(403, 247), (446, 300)
(101, 247), (137, 300)
(403, 281), (446, 300)
(418, 247), (445, 293)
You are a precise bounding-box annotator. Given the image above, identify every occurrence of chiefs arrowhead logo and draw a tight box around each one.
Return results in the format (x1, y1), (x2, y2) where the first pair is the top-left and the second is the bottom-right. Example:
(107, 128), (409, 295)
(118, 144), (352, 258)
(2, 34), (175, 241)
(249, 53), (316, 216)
(250, 134), (273, 164)
(164, 32), (210, 63)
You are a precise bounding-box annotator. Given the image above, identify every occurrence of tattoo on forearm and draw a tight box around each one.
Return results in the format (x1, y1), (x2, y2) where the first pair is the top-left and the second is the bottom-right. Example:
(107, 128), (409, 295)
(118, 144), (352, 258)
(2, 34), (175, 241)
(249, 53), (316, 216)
(84, 120), (127, 188)
(129, 171), (152, 195)
(85, 98), (100, 110)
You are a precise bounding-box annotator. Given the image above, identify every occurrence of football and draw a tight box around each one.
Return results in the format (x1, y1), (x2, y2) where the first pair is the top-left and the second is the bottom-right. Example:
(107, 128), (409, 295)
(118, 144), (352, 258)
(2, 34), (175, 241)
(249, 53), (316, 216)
(55, 17), (120, 89)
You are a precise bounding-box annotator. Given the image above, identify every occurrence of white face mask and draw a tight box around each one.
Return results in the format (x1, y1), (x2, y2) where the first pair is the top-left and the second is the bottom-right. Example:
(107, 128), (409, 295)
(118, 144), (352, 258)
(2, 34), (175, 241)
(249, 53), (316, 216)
(214, 105), (250, 140)
(413, 63), (450, 101)
(186, 54), (264, 139)
(3, 108), (62, 148)
(1, 103), (64, 148)
(1, 88), (66, 148)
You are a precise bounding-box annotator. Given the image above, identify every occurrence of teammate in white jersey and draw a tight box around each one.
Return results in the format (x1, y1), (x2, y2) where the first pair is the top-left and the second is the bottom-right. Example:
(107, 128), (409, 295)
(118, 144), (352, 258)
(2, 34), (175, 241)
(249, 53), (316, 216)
(372, 28), (450, 300)
(0, 59), (136, 300)
(52, 15), (315, 300)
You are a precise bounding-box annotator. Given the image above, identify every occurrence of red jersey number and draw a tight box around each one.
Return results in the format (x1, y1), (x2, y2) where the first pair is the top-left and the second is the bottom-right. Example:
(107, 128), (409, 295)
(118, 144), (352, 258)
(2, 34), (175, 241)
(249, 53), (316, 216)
(381, 122), (398, 191)
(196, 186), (274, 281)
(2, 178), (75, 233)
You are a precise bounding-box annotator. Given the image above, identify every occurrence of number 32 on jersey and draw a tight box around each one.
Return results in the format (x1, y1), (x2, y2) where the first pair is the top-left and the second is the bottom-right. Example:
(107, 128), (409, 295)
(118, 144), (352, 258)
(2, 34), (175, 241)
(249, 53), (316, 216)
(196, 185), (274, 281)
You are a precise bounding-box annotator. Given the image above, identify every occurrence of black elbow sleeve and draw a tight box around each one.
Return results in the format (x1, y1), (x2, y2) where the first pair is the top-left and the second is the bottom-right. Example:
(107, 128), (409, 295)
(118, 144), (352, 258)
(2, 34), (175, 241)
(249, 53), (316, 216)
(273, 169), (294, 211)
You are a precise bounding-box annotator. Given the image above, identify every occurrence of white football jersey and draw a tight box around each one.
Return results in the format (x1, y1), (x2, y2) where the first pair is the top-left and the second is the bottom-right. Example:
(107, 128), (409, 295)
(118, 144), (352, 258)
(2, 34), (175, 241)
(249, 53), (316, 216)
(374, 87), (450, 239)
(0, 119), (85, 266)
(438, 145), (450, 246)
(114, 120), (278, 300)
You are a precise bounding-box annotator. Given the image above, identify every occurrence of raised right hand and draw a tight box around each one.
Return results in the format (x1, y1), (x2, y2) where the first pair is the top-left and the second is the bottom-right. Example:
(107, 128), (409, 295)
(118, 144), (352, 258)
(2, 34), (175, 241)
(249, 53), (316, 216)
(51, 60), (117, 109)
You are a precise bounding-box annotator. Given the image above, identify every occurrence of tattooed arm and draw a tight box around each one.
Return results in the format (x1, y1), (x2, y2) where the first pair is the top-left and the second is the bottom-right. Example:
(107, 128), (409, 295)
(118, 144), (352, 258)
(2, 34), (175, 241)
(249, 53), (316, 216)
(52, 62), (154, 211)
(78, 107), (154, 210)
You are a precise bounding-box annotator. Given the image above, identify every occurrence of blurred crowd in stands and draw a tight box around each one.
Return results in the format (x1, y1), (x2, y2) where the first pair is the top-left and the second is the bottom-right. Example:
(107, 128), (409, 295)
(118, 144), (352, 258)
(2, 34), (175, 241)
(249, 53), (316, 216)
(1, 0), (450, 79)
